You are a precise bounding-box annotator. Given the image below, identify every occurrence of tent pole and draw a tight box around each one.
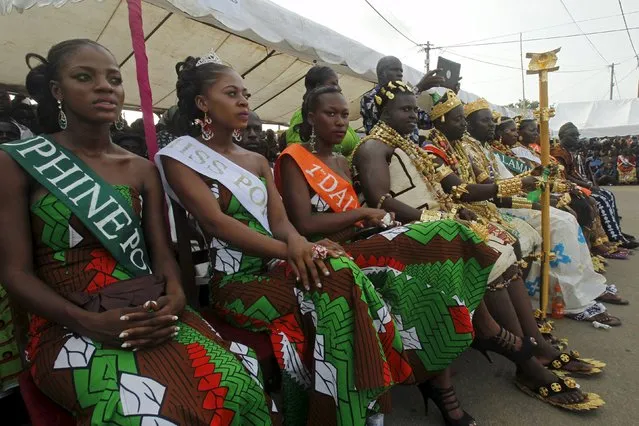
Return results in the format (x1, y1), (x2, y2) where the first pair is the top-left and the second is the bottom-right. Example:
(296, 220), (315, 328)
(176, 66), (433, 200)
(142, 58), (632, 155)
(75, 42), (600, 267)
(126, 0), (158, 159)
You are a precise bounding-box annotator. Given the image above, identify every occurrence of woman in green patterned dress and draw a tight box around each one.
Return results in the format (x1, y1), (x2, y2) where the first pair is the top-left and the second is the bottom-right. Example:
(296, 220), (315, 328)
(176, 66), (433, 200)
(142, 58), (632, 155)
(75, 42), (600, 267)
(274, 86), (500, 426)
(157, 56), (414, 426)
(0, 284), (21, 397)
(0, 39), (276, 425)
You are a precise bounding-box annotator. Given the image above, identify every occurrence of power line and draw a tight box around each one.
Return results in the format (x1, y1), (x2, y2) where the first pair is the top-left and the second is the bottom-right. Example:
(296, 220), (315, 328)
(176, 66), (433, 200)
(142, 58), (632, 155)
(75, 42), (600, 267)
(618, 0), (639, 67)
(559, 0), (608, 63)
(436, 27), (639, 49)
(363, 0), (420, 46)
(445, 51), (520, 70)
(617, 67), (638, 85)
(444, 50), (612, 73)
(550, 68), (610, 98)
(444, 10), (639, 48)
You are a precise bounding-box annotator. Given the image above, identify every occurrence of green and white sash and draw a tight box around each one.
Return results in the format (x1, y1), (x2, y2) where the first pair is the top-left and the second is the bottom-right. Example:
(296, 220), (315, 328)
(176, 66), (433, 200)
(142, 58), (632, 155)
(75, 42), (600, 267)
(0, 136), (151, 277)
(155, 136), (271, 234)
(494, 151), (532, 175)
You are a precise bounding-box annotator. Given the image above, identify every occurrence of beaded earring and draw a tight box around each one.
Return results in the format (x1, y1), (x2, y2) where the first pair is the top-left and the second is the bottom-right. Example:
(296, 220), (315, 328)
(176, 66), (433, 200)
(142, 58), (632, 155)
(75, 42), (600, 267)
(195, 113), (214, 141)
(232, 129), (242, 142)
(115, 115), (126, 131)
(57, 100), (67, 130)
(310, 126), (317, 152)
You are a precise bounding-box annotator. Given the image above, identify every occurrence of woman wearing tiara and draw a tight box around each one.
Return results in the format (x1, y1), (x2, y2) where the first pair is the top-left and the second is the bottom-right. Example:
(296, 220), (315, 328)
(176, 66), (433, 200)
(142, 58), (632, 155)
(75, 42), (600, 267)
(0, 40), (278, 425)
(156, 53), (413, 426)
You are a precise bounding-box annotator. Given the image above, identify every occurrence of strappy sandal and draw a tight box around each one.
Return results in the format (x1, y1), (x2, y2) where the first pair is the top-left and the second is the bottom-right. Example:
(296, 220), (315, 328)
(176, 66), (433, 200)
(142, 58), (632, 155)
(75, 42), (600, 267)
(596, 285), (630, 305)
(473, 326), (537, 363)
(515, 375), (605, 411)
(418, 382), (477, 426)
(544, 351), (606, 377)
(566, 311), (622, 327)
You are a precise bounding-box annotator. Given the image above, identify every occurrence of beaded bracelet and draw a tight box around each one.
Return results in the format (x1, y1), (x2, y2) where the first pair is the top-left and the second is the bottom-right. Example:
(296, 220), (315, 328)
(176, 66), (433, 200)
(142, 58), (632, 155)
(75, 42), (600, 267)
(376, 193), (393, 209)
(496, 177), (523, 198)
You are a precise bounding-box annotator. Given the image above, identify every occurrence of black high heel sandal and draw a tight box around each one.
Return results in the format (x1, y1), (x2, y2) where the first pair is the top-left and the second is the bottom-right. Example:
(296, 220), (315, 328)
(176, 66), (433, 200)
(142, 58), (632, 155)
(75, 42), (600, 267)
(472, 326), (537, 363)
(418, 382), (476, 426)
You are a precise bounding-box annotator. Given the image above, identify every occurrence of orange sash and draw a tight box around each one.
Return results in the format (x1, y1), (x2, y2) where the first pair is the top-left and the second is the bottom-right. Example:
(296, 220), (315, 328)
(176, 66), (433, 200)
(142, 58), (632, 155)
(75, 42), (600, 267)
(275, 144), (361, 212)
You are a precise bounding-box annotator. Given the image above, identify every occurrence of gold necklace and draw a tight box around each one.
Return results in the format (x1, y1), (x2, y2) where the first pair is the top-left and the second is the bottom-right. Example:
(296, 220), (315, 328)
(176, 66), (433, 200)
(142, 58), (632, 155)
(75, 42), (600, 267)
(357, 122), (455, 211)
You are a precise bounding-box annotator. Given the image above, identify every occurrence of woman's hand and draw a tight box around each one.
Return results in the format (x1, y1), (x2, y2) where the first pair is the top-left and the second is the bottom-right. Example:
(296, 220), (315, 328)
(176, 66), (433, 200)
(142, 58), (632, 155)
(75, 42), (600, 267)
(82, 307), (180, 350)
(360, 208), (397, 228)
(521, 176), (539, 192)
(153, 293), (187, 318)
(287, 235), (331, 291)
(456, 208), (477, 221)
(315, 238), (348, 258)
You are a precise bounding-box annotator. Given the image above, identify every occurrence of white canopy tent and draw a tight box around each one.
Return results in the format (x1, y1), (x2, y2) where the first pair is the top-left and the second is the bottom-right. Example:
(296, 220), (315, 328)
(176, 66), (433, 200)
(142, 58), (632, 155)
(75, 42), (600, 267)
(0, 0), (517, 128)
(550, 98), (639, 138)
(0, 0), (415, 126)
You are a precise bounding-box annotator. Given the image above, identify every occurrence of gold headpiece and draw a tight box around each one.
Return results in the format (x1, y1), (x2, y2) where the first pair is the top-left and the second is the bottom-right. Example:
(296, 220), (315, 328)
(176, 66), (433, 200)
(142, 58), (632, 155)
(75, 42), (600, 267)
(376, 80), (412, 107)
(463, 98), (491, 118)
(513, 115), (523, 129)
(492, 110), (502, 122)
(430, 90), (462, 121)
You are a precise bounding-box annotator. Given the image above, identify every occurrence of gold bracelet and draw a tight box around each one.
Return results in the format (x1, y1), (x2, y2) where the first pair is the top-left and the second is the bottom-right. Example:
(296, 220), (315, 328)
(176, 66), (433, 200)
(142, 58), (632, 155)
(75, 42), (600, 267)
(376, 193), (392, 209)
(512, 196), (533, 209)
(468, 220), (490, 241)
(496, 177), (523, 198)
(551, 180), (569, 193)
(476, 171), (489, 183)
(556, 193), (571, 209)
(420, 209), (443, 222)
(434, 164), (454, 182)
(451, 183), (470, 201)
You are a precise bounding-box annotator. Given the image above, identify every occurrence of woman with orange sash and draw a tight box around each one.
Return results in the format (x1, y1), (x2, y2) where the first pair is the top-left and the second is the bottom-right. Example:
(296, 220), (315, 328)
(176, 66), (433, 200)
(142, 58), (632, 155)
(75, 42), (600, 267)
(275, 86), (506, 425)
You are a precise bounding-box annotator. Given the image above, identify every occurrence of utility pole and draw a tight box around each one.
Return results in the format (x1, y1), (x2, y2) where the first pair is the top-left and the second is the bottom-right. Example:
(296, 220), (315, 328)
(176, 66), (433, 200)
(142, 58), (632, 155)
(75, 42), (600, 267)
(520, 33), (527, 112)
(609, 62), (615, 100)
(423, 41), (431, 73)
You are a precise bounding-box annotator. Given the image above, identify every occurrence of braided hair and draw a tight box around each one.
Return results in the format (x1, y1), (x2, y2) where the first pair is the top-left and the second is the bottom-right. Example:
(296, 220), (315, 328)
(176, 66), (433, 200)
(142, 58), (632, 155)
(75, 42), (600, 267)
(303, 66), (337, 99)
(174, 56), (233, 136)
(298, 85), (343, 142)
(25, 39), (112, 133)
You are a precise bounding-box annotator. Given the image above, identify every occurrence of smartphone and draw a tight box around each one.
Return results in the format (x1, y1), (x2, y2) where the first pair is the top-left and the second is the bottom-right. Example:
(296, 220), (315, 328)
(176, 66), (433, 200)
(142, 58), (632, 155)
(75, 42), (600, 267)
(436, 57), (461, 90)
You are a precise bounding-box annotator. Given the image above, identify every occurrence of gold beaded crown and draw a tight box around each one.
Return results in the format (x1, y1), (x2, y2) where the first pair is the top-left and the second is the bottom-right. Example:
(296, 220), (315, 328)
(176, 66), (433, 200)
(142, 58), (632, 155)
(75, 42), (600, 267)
(463, 98), (491, 118)
(430, 90), (462, 121)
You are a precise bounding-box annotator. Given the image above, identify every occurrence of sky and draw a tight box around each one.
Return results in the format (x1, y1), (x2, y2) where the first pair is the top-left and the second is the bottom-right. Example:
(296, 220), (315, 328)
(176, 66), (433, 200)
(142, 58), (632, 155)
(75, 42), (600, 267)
(269, 0), (639, 106)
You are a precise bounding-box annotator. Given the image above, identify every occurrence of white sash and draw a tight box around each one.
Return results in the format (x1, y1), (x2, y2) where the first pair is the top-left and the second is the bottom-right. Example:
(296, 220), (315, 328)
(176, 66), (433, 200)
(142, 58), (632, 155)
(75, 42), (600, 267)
(511, 146), (541, 165)
(155, 136), (271, 234)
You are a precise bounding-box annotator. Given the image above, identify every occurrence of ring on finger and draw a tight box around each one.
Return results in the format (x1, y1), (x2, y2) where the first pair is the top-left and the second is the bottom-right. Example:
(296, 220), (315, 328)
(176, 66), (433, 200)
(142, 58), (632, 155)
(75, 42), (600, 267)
(311, 244), (328, 260)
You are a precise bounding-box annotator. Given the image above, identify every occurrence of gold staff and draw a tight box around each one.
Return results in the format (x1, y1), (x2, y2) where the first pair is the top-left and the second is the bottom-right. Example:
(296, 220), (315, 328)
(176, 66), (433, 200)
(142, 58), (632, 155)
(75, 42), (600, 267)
(526, 48), (560, 318)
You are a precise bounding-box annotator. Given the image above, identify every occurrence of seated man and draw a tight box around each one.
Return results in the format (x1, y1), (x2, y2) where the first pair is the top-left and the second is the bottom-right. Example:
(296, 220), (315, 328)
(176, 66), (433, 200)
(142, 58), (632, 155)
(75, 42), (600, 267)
(351, 80), (603, 411)
(360, 56), (444, 143)
(236, 110), (273, 163)
(554, 122), (637, 248)
(463, 101), (626, 325)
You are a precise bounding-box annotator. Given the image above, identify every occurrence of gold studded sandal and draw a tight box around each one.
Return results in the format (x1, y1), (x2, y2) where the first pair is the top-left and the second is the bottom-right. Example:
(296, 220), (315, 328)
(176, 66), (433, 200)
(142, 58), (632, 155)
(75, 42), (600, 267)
(515, 376), (605, 411)
(545, 351), (605, 377)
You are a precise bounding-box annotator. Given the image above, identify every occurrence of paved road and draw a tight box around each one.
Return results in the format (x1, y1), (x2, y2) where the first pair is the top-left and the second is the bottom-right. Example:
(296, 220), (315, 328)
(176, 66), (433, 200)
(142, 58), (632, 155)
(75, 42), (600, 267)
(387, 186), (638, 426)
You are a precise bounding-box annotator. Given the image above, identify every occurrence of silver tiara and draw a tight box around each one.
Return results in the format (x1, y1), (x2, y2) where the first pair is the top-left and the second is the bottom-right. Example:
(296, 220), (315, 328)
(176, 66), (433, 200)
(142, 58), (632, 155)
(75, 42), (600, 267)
(196, 50), (224, 67)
